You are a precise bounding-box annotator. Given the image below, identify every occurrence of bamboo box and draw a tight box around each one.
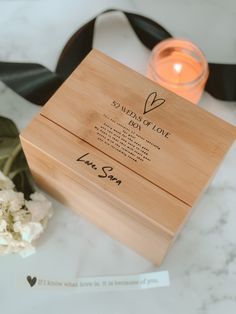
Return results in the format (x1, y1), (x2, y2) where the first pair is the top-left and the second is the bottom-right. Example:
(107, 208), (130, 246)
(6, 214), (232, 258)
(20, 50), (236, 265)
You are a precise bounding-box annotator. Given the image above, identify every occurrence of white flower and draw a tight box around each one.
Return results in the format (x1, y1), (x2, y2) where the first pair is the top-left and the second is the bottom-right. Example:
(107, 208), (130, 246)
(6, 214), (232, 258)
(0, 171), (15, 190)
(25, 192), (53, 222)
(30, 192), (47, 202)
(0, 189), (24, 212)
(19, 244), (36, 258)
(0, 173), (53, 258)
(13, 221), (43, 242)
(0, 220), (7, 232)
(0, 233), (36, 257)
(0, 232), (12, 245)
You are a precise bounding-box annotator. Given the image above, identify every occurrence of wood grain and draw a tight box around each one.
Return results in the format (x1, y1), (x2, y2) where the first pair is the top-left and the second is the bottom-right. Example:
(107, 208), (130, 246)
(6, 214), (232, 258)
(41, 49), (236, 205)
(20, 49), (236, 265)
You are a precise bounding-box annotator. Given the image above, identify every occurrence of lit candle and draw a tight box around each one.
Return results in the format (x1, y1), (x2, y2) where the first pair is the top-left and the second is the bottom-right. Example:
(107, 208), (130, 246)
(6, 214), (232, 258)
(147, 38), (209, 104)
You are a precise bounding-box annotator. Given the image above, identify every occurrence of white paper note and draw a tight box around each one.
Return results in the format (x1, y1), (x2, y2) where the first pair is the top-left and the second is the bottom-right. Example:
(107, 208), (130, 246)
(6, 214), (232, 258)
(24, 271), (170, 292)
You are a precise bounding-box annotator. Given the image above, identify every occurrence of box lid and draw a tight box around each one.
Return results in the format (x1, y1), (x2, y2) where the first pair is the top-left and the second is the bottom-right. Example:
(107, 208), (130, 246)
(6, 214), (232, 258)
(40, 49), (236, 207)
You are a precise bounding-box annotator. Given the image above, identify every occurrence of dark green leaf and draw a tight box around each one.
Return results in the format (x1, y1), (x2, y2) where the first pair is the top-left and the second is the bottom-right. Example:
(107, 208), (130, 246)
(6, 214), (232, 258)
(0, 116), (35, 199)
(0, 116), (19, 137)
(0, 137), (19, 160)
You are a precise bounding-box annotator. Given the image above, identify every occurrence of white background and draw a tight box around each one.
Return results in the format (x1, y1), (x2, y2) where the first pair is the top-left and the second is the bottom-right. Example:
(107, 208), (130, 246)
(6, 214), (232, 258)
(0, 1), (236, 313)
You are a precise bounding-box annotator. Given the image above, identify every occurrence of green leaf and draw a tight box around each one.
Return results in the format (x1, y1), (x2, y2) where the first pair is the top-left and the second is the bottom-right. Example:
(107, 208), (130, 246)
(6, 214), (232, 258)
(0, 137), (19, 160)
(0, 116), (19, 137)
(0, 116), (35, 199)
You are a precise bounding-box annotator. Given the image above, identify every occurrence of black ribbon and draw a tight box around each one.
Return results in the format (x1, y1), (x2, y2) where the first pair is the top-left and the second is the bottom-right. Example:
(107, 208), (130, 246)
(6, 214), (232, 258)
(0, 9), (235, 106)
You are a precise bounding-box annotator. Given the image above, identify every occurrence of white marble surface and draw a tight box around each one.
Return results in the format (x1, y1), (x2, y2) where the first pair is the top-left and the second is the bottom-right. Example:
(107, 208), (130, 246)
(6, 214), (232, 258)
(0, 1), (236, 313)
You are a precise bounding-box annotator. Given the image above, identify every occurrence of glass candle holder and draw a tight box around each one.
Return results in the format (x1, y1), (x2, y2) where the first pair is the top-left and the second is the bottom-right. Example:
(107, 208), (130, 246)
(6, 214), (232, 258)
(147, 38), (209, 104)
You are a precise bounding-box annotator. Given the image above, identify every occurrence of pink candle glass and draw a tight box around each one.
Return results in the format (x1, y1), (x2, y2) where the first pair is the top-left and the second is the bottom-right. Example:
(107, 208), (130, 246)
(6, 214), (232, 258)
(147, 38), (209, 104)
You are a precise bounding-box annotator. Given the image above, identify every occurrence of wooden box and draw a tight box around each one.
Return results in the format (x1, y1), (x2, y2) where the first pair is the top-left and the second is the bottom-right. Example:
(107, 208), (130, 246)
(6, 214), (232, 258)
(20, 50), (236, 265)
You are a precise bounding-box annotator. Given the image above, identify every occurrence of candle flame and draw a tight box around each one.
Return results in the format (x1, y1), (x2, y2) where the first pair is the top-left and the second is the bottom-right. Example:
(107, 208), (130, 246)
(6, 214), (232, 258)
(173, 63), (183, 74)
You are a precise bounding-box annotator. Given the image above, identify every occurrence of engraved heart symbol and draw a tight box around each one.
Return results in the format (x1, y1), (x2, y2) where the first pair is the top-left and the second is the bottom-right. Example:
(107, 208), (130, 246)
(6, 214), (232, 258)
(144, 92), (165, 114)
(27, 275), (37, 287)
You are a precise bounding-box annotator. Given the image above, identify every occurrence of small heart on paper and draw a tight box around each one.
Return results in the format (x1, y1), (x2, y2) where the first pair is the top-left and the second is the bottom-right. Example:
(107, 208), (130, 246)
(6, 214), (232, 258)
(27, 275), (37, 287)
